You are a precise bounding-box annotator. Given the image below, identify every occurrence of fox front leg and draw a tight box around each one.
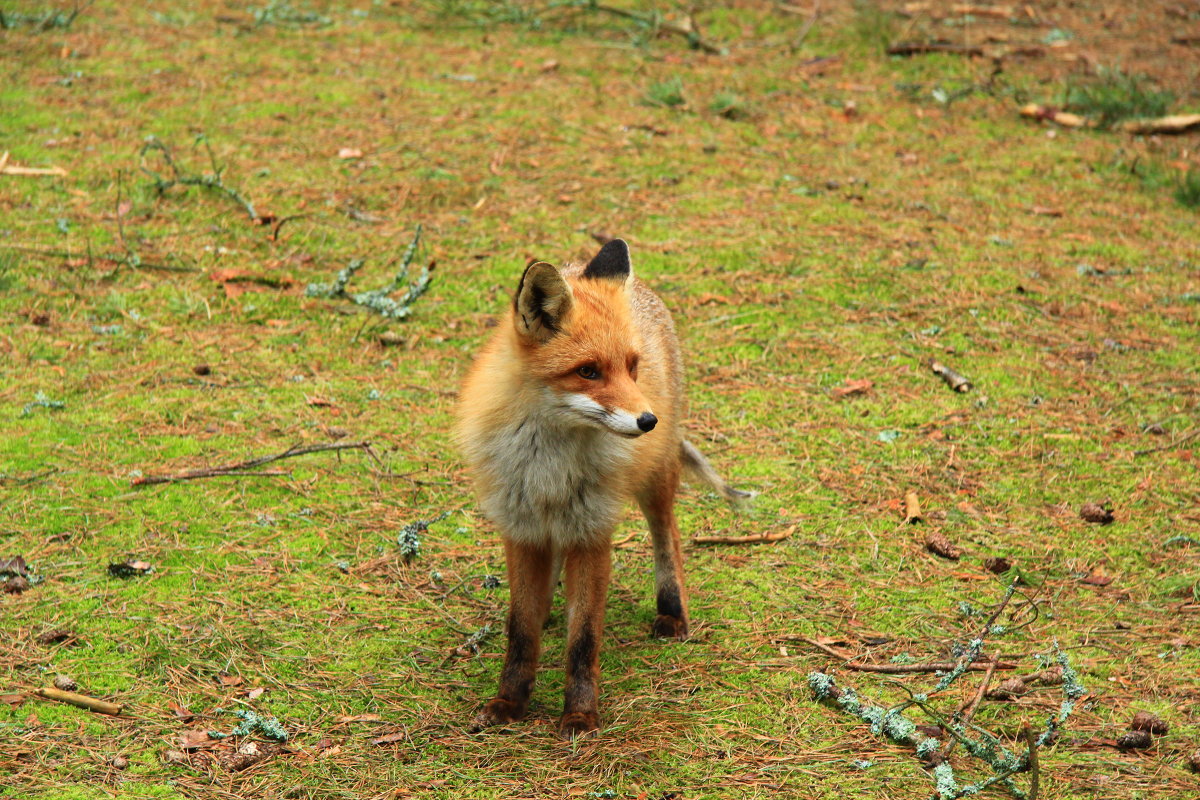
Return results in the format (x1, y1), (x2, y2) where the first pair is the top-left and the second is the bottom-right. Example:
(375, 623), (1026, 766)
(558, 542), (612, 739)
(471, 539), (555, 731)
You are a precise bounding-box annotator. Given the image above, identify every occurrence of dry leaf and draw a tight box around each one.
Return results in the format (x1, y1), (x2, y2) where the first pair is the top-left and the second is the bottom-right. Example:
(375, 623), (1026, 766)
(371, 731), (408, 745)
(336, 713), (382, 724)
(1, 693), (24, 708)
(337, 148), (364, 159)
(169, 701), (194, 722)
(246, 687), (266, 700)
(179, 730), (217, 750)
(1081, 570), (1113, 587)
(217, 673), (244, 687)
(832, 378), (873, 399)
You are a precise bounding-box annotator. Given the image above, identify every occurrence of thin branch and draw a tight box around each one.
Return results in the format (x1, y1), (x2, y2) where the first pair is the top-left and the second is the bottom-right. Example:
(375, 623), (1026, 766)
(692, 526), (793, 545)
(1134, 427), (1199, 456)
(1024, 725), (1040, 800)
(943, 657), (998, 758)
(588, 3), (725, 54)
(132, 441), (379, 486)
(802, 638), (1017, 673)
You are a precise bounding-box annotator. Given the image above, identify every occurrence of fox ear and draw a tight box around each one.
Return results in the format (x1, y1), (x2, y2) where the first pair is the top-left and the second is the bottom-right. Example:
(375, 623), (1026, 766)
(583, 238), (632, 282)
(514, 261), (573, 343)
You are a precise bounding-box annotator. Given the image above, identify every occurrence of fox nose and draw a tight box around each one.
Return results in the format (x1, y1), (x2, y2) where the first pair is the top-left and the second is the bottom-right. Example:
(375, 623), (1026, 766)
(636, 412), (657, 432)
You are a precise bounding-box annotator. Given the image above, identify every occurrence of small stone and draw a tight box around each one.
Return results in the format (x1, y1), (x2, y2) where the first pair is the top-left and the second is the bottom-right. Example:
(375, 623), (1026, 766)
(111, 755), (129, 770)
(1080, 502), (1114, 524)
(193, 364), (211, 376)
(1130, 711), (1168, 735)
(53, 674), (78, 692)
(1143, 423), (1166, 435)
(1116, 730), (1152, 749)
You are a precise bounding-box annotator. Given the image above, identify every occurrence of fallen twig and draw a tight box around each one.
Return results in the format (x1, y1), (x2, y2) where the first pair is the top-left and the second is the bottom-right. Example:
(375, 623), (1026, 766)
(1019, 103), (1087, 128)
(693, 526), (794, 545)
(1117, 114), (1200, 135)
(944, 657), (998, 758)
(587, 3), (725, 55)
(0, 151), (68, 177)
(887, 41), (984, 57)
(306, 226), (434, 320)
(1134, 428), (1199, 457)
(131, 441), (379, 486)
(1024, 726), (1040, 800)
(34, 687), (122, 716)
(802, 638), (1016, 673)
(929, 358), (972, 392)
(140, 135), (271, 224)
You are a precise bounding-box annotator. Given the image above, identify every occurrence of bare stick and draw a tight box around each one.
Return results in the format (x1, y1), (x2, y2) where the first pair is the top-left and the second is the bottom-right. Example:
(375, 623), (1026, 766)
(943, 657), (998, 757)
(132, 441), (378, 486)
(802, 638), (1016, 673)
(589, 4), (725, 55)
(929, 358), (972, 392)
(1134, 428), (1199, 457)
(34, 687), (122, 716)
(0, 151), (68, 177)
(887, 41), (984, 57)
(1024, 725), (1040, 800)
(693, 526), (793, 545)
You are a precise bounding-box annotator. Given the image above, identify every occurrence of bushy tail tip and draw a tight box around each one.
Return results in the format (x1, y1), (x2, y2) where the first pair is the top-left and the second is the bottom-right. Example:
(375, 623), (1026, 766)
(680, 440), (756, 505)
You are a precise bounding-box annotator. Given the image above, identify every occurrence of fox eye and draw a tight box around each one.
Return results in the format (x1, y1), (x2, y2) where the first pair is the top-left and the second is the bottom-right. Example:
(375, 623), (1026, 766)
(576, 364), (601, 380)
(628, 356), (639, 380)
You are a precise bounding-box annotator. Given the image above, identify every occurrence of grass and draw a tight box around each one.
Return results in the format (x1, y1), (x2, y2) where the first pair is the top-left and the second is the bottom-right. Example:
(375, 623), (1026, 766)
(2, 2), (1199, 799)
(1062, 68), (1176, 128)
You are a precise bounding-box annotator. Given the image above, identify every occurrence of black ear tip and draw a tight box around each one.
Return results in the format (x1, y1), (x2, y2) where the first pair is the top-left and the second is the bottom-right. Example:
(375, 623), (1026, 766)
(584, 238), (632, 280)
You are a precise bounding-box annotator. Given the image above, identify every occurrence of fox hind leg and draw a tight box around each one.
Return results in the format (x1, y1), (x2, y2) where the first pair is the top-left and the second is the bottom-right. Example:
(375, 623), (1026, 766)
(638, 466), (689, 640)
(472, 538), (556, 731)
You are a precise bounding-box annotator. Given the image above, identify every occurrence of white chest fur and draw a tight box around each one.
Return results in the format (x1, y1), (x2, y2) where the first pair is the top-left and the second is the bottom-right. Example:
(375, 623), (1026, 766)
(474, 404), (635, 547)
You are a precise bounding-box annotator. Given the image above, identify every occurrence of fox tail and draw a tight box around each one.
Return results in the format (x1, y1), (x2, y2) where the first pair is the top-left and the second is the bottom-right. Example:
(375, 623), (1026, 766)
(680, 440), (756, 504)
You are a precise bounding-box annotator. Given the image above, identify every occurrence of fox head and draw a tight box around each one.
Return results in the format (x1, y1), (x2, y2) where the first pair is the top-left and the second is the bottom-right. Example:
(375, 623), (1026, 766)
(512, 239), (657, 438)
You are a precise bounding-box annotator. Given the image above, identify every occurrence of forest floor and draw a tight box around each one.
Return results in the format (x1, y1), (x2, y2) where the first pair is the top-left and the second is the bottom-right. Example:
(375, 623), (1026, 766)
(2, 1), (1198, 798)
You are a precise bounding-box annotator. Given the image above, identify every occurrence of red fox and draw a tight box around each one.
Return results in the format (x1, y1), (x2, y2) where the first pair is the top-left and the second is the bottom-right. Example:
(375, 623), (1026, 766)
(456, 239), (748, 739)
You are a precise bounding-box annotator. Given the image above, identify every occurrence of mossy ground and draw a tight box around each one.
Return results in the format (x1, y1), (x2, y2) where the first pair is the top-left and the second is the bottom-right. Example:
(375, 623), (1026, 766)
(2, 2), (1198, 799)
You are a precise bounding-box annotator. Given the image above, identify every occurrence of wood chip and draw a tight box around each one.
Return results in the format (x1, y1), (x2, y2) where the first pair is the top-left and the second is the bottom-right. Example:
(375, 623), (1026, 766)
(904, 491), (923, 524)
